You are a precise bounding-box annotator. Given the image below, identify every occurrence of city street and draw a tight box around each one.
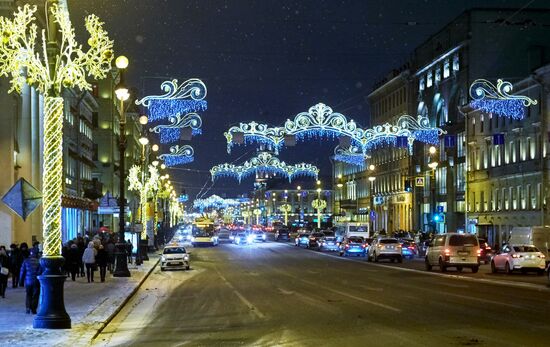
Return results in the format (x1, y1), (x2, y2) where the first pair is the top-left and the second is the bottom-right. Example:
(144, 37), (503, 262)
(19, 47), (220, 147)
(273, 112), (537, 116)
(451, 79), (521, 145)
(94, 241), (550, 346)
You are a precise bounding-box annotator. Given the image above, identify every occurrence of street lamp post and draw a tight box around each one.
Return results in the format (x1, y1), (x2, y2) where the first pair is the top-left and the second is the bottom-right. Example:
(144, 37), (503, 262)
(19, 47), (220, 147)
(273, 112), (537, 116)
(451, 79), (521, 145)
(0, 2), (114, 329)
(427, 146), (439, 233)
(367, 164), (376, 234)
(113, 55), (131, 277)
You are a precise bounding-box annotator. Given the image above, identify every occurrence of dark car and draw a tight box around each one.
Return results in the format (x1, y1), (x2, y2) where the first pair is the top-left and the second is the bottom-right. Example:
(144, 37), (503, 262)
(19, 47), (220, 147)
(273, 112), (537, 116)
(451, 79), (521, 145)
(400, 239), (418, 259)
(308, 232), (325, 249)
(295, 233), (310, 247)
(478, 238), (494, 264)
(275, 229), (291, 241)
(339, 236), (367, 257)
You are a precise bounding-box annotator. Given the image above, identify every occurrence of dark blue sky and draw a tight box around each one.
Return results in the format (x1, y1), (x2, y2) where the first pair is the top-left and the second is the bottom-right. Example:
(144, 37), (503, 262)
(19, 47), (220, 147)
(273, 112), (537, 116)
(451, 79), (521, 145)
(69, 0), (550, 200)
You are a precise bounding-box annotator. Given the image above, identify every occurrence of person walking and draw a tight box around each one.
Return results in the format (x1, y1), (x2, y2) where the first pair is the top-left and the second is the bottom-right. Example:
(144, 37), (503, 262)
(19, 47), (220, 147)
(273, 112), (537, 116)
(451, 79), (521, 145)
(19, 248), (42, 314)
(19, 242), (30, 260)
(0, 246), (9, 298)
(96, 245), (108, 282)
(82, 242), (97, 283)
(126, 240), (133, 265)
(8, 244), (22, 288)
(106, 241), (115, 273)
(65, 244), (80, 281)
(77, 237), (85, 277)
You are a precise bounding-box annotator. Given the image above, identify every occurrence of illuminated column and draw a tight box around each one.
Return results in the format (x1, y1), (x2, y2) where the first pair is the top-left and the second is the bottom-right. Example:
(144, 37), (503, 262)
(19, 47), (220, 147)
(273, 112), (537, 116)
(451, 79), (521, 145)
(280, 204), (291, 226)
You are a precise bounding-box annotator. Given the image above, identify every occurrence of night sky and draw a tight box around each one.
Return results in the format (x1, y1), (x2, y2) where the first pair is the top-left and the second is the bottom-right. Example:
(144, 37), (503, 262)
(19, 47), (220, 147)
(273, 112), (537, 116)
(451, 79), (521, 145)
(69, 0), (549, 201)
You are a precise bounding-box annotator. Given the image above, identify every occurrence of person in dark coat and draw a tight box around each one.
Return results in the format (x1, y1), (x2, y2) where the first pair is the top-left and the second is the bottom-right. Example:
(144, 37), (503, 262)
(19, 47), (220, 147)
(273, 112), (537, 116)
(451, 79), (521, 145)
(8, 244), (23, 288)
(65, 244), (80, 281)
(106, 241), (116, 273)
(0, 246), (9, 298)
(126, 240), (133, 264)
(19, 248), (42, 314)
(19, 242), (30, 260)
(96, 245), (108, 282)
(77, 237), (86, 277)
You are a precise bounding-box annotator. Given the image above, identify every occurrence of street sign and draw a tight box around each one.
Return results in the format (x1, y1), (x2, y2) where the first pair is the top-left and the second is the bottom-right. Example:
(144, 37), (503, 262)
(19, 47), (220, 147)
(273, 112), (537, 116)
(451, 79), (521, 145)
(415, 177), (425, 187)
(437, 205), (444, 213)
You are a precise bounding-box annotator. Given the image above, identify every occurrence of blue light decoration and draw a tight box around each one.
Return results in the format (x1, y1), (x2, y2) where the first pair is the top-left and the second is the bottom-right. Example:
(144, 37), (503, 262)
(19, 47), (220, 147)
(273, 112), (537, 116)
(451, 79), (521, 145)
(224, 103), (445, 155)
(150, 112), (203, 143)
(210, 151), (319, 183)
(333, 145), (365, 167)
(193, 195), (241, 212)
(135, 79), (208, 121)
(469, 79), (537, 120)
(158, 145), (194, 167)
(224, 121), (285, 154)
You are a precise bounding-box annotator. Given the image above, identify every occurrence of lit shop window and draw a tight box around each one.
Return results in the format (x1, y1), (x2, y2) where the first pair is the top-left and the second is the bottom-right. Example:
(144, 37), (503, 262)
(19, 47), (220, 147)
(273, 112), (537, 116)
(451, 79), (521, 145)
(452, 54), (459, 72)
(427, 71), (433, 88)
(435, 67), (441, 84)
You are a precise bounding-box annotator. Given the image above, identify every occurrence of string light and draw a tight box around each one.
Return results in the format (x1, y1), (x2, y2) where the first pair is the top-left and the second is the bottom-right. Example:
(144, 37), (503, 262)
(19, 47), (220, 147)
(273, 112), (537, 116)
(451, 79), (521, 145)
(150, 112), (203, 143)
(158, 145), (194, 167)
(469, 79), (537, 120)
(135, 79), (208, 121)
(210, 151), (319, 183)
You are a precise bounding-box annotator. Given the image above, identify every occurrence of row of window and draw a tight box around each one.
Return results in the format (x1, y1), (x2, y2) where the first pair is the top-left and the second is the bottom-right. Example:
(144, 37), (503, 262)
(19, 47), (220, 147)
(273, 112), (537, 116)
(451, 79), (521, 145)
(470, 136), (545, 171)
(372, 87), (408, 118)
(468, 184), (543, 212)
(419, 54), (459, 92)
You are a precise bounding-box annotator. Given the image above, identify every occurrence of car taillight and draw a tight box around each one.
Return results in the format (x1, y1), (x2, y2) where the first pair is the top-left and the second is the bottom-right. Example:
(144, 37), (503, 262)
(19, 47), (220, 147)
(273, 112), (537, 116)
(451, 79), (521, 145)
(539, 254), (546, 258)
(477, 249), (481, 256)
(408, 246), (414, 250)
(362, 244), (366, 248)
(345, 245), (350, 249)
(486, 246), (491, 250)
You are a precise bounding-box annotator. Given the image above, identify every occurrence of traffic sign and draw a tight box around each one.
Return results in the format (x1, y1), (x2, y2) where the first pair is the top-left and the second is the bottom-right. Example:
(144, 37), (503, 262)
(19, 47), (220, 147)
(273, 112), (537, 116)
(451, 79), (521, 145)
(437, 205), (444, 213)
(415, 177), (425, 187)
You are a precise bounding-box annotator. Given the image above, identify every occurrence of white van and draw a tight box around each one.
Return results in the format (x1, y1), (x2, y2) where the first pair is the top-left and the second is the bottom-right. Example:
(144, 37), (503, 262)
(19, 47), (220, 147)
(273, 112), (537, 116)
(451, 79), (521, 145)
(333, 223), (370, 242)
(425, 233), (480, 273)
(508, 227), (550, 258)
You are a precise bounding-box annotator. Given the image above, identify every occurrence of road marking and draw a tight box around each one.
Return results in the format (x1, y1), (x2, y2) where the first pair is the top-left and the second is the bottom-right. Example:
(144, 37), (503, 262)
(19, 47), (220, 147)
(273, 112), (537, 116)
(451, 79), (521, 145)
(283, 243), (550, 292)
(299, 278), (402, 312)
(215, 269), (266, 320)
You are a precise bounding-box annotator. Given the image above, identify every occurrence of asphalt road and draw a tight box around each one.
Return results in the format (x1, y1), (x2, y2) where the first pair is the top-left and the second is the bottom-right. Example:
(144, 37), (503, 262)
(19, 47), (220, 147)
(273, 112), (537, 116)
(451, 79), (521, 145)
(94, 241), (550, 347)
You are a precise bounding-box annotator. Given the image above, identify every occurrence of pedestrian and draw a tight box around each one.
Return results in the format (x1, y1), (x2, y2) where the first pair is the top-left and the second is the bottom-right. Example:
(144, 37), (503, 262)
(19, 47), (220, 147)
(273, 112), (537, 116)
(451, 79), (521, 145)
(0, 246), (9, 298)
(77, 237), (85, 277)
(126, 240), (133, 264)
(82, 241), (97, 283)
(32, 241), (41, 258)
(19, 242), (30, 260)
(106, 241), (115, 273)
(8, 244), (23, 288)
(65, 244), (80, 281)
(96, 245), (108, 282)
(19, 248), (42, 314)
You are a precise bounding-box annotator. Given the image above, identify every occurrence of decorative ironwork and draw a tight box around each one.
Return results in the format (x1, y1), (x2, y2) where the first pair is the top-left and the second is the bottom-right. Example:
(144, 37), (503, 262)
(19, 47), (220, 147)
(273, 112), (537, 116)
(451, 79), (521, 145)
(469, 79), (538, 119)
(135, 79), (207, 121)
(158, 145), (194, 167)
(210, 152), (319, 183)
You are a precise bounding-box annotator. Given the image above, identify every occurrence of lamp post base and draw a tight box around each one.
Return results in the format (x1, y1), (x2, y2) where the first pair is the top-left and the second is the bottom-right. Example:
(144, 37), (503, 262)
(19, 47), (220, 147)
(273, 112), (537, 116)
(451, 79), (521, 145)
(113, 243), (131, 277)
(33, 256), (71, 329)
(140, 240), (149, 261)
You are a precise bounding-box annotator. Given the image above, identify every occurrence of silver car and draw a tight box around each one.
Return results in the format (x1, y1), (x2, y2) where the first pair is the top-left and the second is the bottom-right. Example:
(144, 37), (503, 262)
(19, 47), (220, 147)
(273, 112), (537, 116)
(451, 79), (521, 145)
(160, 245), (190, 271)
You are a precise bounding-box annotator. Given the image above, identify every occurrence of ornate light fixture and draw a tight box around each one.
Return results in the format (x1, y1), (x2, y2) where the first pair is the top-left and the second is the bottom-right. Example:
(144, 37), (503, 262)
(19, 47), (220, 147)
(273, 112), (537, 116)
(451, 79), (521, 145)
(224, 103), (444, 155)
(0, 3), (114, 329)
(312, 199), (327, 229)
(149, 112), (203, 143)
(210, 152), (319, 183)
(333, 145), (366, 167)
(158, 145), (194, 167)
(135, 79), (207, 121)
(469, 79), (537, 120)
(279, 203), (292, 225)
(224, 121), (285, 153)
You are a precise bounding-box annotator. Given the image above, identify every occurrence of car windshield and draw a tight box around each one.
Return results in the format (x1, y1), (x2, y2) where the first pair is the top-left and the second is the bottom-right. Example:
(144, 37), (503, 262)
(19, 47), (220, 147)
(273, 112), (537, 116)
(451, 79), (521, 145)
(324, 237), (336, 241)
(323, 231), (335, 237)
(379, 239), (398, 244)
(163, 247), (186, 254)
(513, 246), (539, 252)
(449, 235), (478, 246)
(349, 237), (364, 243)
(312, 233), (324, 237)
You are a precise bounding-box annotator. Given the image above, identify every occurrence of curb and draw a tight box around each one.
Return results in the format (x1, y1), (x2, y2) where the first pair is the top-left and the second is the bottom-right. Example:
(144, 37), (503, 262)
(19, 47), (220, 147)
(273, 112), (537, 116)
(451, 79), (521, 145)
(91, 256), (160, 341)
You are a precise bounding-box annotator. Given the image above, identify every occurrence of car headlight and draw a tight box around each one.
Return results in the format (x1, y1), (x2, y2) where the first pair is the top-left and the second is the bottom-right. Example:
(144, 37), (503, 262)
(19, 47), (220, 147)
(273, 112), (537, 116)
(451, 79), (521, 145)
(262, 234), (266, 240)
(191, 237), (195, 242)
(161, 256), (166, 262)
(247, 235), (254, 242)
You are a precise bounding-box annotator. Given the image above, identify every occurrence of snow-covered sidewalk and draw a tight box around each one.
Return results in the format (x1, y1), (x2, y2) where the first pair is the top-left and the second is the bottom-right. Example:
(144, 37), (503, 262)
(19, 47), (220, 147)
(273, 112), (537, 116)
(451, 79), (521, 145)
(0, 255), (159, 347)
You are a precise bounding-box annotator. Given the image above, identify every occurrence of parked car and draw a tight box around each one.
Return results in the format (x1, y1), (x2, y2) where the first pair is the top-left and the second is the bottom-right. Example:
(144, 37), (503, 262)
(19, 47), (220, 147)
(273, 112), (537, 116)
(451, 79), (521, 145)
(478, 238), (494, 264)
(368, 238), (402, 262)
(217, 228), (231, 242)
(339, 236), (367, 257)
(491, 244), (546, 275)
(275, 229), (291, 241)
(295, 233), (310, 247)
(425, 233), (480, 273)
(160, 245), (190, 271)
(316, 236), (339, 252)
(308, 232), (325, 249)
